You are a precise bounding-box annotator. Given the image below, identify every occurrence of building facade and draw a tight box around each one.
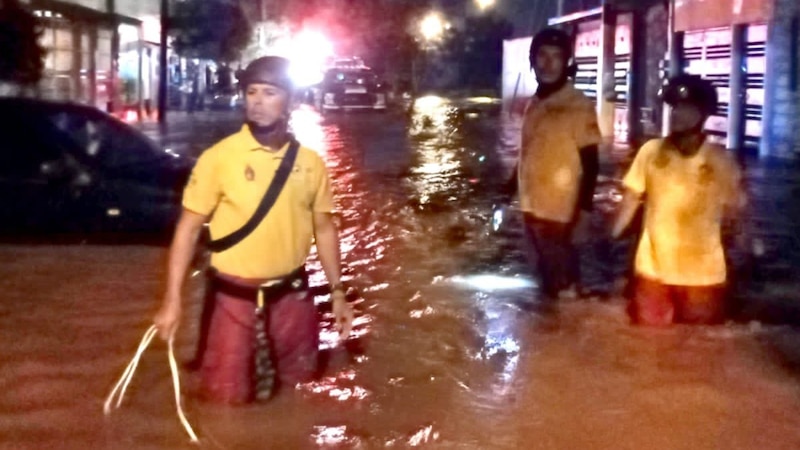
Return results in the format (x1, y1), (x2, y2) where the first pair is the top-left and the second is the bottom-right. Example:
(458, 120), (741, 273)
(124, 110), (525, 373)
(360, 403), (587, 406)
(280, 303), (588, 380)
(20, 0), (163, 117)
(503, 0), (800, 159)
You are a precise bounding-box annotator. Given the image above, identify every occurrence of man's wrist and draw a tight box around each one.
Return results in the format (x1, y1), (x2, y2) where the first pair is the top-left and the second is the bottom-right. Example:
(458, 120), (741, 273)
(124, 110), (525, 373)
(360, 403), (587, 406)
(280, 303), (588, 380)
(330, 281), (345, 294)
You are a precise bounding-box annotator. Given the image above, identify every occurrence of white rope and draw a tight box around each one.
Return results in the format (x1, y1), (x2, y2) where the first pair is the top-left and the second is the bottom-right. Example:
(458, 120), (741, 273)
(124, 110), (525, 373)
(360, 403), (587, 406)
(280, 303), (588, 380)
(167, 332), (200, 443)
(103, 325), (200, 444)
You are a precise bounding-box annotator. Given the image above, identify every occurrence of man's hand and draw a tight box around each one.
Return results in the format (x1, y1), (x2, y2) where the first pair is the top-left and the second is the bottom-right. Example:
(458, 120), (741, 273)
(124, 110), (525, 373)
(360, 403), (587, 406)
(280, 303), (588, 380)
(153, 293), (182, 340)
(331, 290), (353, 340)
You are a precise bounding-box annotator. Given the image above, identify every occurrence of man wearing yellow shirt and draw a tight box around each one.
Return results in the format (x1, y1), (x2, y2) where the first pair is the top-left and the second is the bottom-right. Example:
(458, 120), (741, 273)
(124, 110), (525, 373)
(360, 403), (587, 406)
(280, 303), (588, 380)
(505, 28), (602, 300)
(612, 74), (744, 326)
(153, 56), (353, 403)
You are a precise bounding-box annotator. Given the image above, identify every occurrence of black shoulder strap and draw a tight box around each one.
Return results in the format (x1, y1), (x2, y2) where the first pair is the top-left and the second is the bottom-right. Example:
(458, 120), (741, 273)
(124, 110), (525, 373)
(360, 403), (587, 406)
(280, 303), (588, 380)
(207, 138), (300, 253)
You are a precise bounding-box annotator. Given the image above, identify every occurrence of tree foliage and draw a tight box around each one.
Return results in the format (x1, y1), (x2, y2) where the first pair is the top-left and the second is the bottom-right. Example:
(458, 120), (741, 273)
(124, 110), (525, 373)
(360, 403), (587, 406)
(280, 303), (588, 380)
(170, 0), (251, 62)
(454, 13), (514, 89)
(0, 0), (46, 85)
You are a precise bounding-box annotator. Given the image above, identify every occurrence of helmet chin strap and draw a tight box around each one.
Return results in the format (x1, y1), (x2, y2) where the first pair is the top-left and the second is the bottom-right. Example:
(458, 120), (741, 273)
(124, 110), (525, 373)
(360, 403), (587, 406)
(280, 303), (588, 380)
(667, 123), (706, 155)
(247, 118), (287, 146)
(535, 68), (570, 99)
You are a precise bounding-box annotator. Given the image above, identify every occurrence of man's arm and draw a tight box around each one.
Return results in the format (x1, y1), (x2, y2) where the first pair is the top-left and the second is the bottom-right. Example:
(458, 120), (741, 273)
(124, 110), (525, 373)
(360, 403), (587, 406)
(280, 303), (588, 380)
(611, 189), (642, 239)
(313, 211), (353, 339)
(578, 145), (600, 211)
(154, 209), (208, 339)
(501, 161), (519, 202)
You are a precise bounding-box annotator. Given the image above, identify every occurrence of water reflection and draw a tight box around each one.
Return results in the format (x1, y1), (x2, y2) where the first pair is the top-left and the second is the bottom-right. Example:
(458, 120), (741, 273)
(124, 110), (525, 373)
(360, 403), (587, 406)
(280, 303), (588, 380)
(311, 425), (361, 446)
(298, 370), (370, 402)
(450, 274), (536, 291)
(289, 104), (328, 153)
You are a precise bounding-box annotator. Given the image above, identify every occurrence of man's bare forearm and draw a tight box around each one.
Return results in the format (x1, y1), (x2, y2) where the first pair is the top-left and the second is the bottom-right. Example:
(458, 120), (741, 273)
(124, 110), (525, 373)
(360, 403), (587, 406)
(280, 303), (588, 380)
(313, 212), (342, 287)
(612, 190), (642, 239)
(164, 209), (208, 302)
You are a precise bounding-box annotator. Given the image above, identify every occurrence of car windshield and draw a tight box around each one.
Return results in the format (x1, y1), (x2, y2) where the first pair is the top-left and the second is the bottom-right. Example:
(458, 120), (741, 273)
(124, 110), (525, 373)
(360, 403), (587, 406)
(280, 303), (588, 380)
(47, 108), (166, 169)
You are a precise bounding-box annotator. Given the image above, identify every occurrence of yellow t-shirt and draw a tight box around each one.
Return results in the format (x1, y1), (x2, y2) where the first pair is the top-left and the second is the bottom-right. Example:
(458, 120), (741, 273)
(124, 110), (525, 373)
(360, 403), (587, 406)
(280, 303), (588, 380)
(183, 125), (335, 279)
(518, 84), (602, 223)
(623, 138), (742, 286)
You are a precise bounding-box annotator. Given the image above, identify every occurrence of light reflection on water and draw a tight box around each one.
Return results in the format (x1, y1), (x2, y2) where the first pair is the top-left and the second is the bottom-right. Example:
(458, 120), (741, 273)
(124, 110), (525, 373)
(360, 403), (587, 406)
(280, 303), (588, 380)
(450, 274), (536, 291)
(311, 425), (360, 446)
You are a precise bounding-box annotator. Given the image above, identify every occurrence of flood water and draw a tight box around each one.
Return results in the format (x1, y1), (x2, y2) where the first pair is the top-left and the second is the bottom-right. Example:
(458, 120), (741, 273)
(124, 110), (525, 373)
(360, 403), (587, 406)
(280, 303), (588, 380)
(1, 98), (800, 449)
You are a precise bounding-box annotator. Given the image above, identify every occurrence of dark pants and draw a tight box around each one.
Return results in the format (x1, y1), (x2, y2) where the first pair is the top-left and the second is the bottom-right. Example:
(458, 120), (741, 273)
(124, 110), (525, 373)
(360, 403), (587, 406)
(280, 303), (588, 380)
(199, 271), (318, 404)
(523, 213), (580, 299)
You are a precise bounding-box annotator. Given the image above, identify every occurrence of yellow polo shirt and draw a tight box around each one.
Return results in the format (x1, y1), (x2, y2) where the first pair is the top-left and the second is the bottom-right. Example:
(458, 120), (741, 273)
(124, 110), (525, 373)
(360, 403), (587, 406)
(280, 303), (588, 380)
(183, 125), (335, 279)
(623, 138), (742, 286)
(518, 84), (602, 223)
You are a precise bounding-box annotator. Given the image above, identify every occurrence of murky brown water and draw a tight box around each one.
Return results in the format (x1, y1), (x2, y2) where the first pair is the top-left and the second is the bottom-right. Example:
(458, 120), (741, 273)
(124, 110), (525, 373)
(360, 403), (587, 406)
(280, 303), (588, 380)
(2, 99), (800, 449)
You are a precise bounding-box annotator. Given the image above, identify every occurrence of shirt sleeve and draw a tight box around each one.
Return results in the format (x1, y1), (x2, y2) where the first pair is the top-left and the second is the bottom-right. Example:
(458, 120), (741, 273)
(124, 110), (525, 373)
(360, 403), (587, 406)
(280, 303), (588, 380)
(622, 140), (658, 195)
(574, 100), (602, 149)
(311, 155), (335, 213)
(182, 148), (221, 216)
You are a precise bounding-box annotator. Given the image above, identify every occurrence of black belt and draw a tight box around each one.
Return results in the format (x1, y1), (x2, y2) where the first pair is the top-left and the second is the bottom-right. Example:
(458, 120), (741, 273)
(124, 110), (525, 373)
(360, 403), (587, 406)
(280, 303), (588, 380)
(207, 266), (309, 303)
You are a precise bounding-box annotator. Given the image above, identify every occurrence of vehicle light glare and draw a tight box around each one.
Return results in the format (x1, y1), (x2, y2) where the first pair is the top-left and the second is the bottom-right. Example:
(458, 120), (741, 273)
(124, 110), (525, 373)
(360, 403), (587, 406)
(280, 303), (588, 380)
(289, 30), (334, 88)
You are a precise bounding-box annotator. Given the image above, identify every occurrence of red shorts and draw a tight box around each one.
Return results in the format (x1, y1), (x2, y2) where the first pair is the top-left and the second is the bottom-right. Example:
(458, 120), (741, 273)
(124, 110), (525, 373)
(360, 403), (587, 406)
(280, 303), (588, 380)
(628, 276), (727, 326)
(200, 273), (319, 404)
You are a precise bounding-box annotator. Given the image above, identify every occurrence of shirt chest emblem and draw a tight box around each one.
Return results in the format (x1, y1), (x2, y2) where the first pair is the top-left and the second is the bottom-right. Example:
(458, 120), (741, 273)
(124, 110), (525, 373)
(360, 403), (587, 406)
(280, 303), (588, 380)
(697, 163), (714, 185)
(245, 164), (255, 181)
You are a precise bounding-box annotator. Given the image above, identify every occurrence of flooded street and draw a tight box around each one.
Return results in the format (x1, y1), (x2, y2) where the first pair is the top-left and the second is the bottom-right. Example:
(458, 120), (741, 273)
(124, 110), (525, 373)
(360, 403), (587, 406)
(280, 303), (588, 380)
(2, 100), (800, 449)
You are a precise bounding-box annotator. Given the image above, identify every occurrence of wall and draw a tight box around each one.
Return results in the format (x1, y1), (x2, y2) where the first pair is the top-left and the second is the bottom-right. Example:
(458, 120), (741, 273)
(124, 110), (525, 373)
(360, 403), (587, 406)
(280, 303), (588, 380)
(763, 0), (800, 158)
(501, 36), (535, 116)
(640, 2), (668, 140)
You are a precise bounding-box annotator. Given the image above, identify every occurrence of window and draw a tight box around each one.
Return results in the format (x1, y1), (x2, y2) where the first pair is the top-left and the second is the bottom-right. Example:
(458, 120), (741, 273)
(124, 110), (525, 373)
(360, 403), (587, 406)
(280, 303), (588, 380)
(0, 110), (63, 179)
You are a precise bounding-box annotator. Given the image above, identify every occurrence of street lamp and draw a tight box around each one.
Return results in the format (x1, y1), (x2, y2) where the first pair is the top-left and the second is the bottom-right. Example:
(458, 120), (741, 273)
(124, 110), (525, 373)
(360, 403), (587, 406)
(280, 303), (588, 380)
(475, 0), (496, 11)
(419, 12), (445, 42)
(414, 12), (449, 94)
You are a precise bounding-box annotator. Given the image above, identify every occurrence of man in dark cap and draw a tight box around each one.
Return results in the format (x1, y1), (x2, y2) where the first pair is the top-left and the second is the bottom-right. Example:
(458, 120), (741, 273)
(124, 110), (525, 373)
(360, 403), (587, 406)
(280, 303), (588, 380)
(612, 74), (745, 326)
(504, 27), (602, 301)
(154, 56), (353, 403)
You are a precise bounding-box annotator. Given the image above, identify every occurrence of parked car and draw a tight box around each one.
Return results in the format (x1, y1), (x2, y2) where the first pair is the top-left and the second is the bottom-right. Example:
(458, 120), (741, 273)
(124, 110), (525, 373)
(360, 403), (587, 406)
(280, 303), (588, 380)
(0, 98), (192, 241)
(313, 65), (388, 113)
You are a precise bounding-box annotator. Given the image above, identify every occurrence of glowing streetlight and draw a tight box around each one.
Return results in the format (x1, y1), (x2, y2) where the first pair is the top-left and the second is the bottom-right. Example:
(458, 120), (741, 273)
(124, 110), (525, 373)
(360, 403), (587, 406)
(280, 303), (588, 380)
(475, 0), (496, 11)
(419, 12), (445, 41)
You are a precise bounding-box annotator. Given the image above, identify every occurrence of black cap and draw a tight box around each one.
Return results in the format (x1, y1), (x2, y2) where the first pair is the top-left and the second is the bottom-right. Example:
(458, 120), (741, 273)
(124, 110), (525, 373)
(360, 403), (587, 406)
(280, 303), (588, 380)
(529, 28), (573, 67)
(239, 56), (293, 92)
(659, 74), (718, 115)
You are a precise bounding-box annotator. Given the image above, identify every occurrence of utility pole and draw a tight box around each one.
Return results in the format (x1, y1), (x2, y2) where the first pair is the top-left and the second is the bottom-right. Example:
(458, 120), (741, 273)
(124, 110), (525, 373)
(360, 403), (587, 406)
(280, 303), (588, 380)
(158, 0), (168, 124)
(260, 0), (268, 21)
